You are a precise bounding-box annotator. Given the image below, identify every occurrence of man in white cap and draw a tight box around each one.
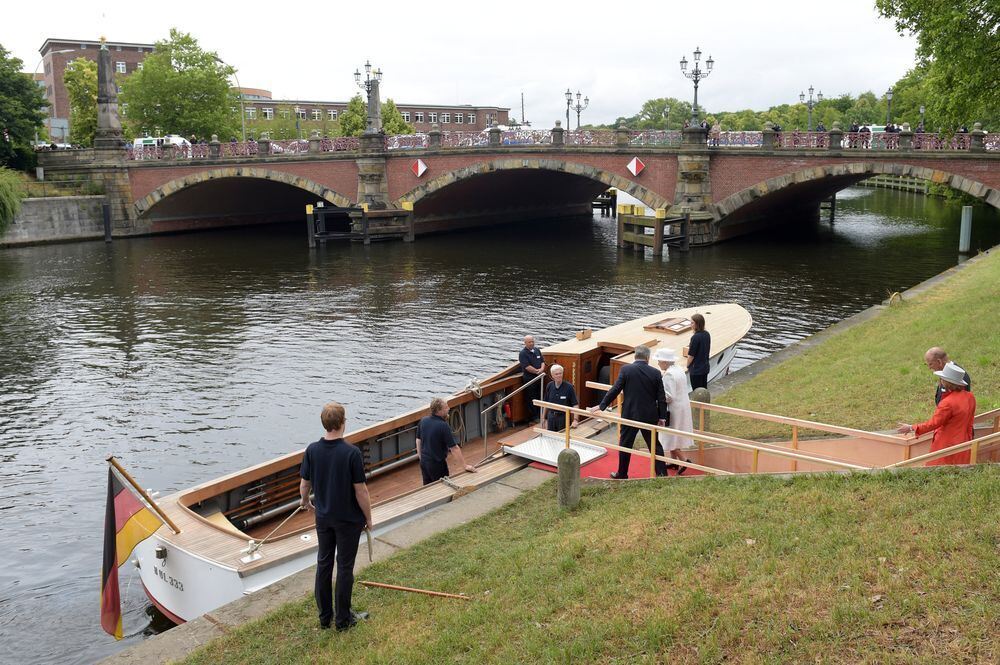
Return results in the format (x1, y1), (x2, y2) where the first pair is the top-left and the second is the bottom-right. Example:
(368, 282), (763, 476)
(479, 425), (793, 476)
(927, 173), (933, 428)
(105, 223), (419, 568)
(655, 348), (694, 474)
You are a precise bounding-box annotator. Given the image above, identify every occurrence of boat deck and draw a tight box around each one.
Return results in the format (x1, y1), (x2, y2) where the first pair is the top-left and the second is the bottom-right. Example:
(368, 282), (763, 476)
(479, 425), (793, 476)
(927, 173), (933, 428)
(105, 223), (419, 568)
(155, 425), (538, 575)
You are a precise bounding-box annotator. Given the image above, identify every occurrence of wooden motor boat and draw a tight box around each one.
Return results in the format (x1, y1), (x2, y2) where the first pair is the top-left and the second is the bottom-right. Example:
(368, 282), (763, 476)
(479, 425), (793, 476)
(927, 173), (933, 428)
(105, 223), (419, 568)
(128, 304), (752, 624)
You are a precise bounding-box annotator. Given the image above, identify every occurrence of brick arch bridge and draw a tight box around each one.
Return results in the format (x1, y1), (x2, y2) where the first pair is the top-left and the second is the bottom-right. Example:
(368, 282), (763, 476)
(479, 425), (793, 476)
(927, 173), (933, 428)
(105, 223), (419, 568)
(39, 127), (1000, 244)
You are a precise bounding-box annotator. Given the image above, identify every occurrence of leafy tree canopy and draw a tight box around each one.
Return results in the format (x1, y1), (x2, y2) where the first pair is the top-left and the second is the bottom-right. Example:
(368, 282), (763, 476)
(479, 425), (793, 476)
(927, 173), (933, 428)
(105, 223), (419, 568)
(381, 99), (414, 135)
(875, 0), (999, 130)
(118, 29), (240, 141)
(338, 95), (368, 137)
(0, 43), (46, 168)
(63, 58), (97, 146)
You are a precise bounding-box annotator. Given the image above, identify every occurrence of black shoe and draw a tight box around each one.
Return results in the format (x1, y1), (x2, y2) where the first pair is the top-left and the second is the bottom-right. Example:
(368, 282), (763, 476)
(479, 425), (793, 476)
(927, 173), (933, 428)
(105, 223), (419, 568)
(677, 460), (691, 475)
(335, 610), (369, 632)
(610, 471), (627, 480)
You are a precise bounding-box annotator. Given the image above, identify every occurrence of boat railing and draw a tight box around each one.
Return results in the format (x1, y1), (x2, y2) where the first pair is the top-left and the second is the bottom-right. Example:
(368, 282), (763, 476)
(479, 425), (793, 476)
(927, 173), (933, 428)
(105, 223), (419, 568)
(481, 373), (545, 461)
(533, 400), (873, 477)
(533, 399), (1000, 476)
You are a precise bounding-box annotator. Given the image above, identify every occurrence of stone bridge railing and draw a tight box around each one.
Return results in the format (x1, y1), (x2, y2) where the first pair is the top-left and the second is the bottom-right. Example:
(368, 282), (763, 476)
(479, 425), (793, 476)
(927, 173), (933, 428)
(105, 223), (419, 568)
(118, 124), (999, 161)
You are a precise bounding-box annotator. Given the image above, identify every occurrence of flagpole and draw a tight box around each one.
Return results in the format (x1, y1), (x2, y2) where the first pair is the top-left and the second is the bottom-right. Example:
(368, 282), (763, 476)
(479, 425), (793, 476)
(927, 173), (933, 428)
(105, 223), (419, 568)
(107, 456), (181, 534)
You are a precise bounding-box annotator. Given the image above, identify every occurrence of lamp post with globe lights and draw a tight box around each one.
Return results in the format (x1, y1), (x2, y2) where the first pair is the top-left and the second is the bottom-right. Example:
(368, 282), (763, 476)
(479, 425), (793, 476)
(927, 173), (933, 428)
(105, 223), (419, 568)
(570, 91), (589, 129)
(799, 86), (823, 131)
(680, 47), (713, 126)
(355, 60), (383, 134)
(885, 87), (893, 126)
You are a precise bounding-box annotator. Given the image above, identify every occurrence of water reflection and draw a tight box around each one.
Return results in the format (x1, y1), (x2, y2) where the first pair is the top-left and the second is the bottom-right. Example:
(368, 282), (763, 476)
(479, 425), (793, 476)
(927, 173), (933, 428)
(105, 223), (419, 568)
(0, 187), (997, 664)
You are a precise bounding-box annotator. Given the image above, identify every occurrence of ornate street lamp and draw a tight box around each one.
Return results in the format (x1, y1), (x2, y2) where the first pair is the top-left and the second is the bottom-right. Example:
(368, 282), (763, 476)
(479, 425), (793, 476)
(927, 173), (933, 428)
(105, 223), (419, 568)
(354, 60), (384, 133)
(565, 88), (572, 131)
(214, 55), (246, 143)
(799, 86), (823, 131)
(680, 46), (713, 126)
(885, 87), (893, 125)
(570, 91), (589, 129)
(663, 105), (670, 129)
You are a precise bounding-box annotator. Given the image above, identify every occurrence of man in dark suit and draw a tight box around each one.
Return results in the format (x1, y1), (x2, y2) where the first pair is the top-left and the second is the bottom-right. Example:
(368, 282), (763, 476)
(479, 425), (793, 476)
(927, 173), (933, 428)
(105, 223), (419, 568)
(588, 345), (669, 479)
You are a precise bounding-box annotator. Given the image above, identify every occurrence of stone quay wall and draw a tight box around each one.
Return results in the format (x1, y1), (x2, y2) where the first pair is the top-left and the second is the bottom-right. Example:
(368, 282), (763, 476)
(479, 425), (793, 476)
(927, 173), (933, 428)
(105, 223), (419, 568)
(1, 196), (105, 247)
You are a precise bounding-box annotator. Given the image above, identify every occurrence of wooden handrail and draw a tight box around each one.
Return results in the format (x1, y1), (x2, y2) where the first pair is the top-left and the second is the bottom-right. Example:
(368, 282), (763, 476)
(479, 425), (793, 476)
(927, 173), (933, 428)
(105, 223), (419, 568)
(534, 400), (873, 471)
(883, 430), (1000, 468)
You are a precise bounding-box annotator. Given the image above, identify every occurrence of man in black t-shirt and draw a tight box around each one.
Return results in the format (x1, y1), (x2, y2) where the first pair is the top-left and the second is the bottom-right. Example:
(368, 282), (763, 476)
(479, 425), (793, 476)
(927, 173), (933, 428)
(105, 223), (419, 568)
(519, 335), (546, 422)
(300, 402), (373, 632)
(416, 397), (477, 484)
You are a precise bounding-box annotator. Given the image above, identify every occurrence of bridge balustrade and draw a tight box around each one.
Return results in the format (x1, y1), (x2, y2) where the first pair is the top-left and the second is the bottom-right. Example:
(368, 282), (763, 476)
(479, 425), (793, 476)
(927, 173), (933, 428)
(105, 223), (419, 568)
(628, 130), (683, 146)
(713, 131), (763, 147)
(912, 133), (973, 151)
(500, 129), (553, 145)
(564, 130), (616, 146)
(385, 134), (429, 150)
(775, 131), (829, 149)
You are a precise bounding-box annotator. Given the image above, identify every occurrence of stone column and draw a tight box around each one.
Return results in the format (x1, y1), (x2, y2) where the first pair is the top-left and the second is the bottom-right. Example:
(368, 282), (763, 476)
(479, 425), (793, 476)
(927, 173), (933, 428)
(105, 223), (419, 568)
(163, 144), (175, 160)
(615, 124), (630, 146)
(827, 122), (843, 151)
(366, 79), (383, 134)
(970, 123), (986, 153)
(308, 130), (321, 153)
(488, 126), (501, 146)
(258, 135), (271, 156)
(557, 448), (581, 509)
(551, 121), (565, 146)
(898, 124), (913, 151)
(428, 123), (441, 148)
(356, 157), (389, 209)
(93, 39), (125, 153)
(209, 135), (221, 159)
(761, 128), (776, 149)
(682, 125), (708, 146)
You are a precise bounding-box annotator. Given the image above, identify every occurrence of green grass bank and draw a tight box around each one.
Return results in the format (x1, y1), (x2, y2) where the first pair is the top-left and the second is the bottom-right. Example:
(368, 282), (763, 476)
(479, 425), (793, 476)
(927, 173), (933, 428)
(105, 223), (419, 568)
(714, 249), (999, 440)
(181, 250), (999, 664)
(184, 468), (999, 664)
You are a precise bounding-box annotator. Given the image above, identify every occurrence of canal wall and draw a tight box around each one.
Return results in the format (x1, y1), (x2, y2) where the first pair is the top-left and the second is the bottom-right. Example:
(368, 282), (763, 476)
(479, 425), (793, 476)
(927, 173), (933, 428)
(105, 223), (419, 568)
(0, 196), (105, 247)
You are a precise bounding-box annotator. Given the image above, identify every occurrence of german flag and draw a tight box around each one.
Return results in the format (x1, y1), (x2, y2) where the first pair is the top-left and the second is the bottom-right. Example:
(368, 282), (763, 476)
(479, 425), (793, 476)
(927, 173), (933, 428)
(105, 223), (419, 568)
(101, 466), (163, 639)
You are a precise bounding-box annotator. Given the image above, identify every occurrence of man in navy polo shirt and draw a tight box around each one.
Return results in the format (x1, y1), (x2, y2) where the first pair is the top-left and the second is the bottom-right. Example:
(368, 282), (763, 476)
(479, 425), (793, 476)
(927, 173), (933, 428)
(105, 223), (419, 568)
(416, 397), (477, 484)
(519, 335), (546, 422)
(541, 363), (580, 432)
(300, 402), (373, 632)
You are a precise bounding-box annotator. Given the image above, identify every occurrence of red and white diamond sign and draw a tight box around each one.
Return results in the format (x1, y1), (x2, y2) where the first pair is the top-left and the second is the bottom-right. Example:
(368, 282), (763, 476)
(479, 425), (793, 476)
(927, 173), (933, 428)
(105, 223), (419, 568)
(626, 157), (645, 176)
(411, 159), (428, 178)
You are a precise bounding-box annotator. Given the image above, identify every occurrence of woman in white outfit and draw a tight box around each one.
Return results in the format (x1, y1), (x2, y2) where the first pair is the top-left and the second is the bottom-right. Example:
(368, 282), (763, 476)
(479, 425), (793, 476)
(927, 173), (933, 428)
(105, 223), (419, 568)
(654, 348), (695, 474)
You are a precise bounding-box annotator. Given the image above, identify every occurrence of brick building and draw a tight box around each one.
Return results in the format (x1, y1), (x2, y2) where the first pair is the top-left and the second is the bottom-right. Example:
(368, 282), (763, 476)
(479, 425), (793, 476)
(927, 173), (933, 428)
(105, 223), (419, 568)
(39, 38), (155, 141)
(36, 37), (509, 141)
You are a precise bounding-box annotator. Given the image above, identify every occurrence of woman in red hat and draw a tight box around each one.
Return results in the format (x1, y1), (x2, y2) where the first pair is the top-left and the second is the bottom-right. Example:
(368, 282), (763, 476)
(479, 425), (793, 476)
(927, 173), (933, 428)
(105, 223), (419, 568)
(898, 361), (976, 465)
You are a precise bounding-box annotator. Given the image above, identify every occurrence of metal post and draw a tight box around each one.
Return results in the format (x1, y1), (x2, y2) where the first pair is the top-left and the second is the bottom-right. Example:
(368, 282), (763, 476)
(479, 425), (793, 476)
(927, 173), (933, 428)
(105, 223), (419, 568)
(692, 79), (699, 125)
(959, 206), (972, 253)
(102, 202), (112, 242)
(305, 204), (316, 248)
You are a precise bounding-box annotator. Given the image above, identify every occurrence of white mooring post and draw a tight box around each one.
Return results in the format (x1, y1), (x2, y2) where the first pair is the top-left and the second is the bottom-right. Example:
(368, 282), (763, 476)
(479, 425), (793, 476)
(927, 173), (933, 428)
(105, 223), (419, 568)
(959, 206), (972, 253)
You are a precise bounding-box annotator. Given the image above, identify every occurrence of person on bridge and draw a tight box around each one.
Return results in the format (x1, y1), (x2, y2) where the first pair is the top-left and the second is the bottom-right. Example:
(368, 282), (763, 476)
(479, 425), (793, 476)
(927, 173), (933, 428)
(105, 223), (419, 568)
(686, 313), (711, 390)
(589, 344), (669, 479)
(541, 364), (579, 432)
(655, 348), (694, 474)
(897, 362), (976, 466)
(299, 402), (373, 632)
(416, 397), (477, 485)
(924, 347), (972, 404)
(519, 335), (546, 422)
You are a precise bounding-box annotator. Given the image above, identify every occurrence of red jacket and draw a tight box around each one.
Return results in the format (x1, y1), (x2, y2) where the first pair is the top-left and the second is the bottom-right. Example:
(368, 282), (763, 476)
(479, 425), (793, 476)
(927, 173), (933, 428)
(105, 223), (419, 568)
(915, 389), (976, 465)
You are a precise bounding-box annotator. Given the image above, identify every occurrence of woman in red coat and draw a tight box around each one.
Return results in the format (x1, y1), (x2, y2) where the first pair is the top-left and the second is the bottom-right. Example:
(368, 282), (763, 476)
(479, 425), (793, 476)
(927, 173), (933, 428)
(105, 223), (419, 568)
(898, 362), (976, 465)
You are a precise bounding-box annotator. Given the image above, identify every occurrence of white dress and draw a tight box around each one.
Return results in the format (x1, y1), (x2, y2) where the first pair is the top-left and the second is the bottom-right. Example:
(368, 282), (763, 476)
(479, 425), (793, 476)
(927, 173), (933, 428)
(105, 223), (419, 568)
(660, 365), (694, 451)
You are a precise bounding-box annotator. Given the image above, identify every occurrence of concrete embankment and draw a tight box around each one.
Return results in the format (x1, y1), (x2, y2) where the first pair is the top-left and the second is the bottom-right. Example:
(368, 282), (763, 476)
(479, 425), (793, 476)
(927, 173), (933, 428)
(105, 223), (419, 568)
(1, 196), (105, 247)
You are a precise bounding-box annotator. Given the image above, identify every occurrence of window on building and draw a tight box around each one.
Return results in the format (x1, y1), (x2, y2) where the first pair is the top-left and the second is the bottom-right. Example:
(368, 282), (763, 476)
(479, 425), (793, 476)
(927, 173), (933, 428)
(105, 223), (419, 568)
(328, 110), (337, 120)
(116, 45), (122, 51)
(415, 112), (424, 122)
(80, 44), (87, 49)
(441, 113), (450, 123)
(280, 109), (290, 120)
(310, 109), (321, 120)
(295, 108), (306, 120)
(136, 62), (142, 70)
(468, 114), (476, 124)
(263, 108), (273, 120)
(455, 114), (463, 124)
(116, 61), (127, 74)
(402, 112), (410, 122)
(429, 112), (437, 123)
(246, 107), (257, 120)
(486, 113), (496, 126)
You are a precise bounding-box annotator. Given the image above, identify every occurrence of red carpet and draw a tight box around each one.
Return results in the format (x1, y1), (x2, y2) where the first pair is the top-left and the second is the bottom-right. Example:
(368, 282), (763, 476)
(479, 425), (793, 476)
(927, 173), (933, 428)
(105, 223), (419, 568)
(530, 448), (703, 479)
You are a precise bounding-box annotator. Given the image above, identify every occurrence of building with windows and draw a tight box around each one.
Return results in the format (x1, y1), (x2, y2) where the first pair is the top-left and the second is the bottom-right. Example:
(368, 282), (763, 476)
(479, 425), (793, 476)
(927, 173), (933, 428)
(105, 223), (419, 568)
(235, 88), (509, 136)
(38, 38), (155, 141)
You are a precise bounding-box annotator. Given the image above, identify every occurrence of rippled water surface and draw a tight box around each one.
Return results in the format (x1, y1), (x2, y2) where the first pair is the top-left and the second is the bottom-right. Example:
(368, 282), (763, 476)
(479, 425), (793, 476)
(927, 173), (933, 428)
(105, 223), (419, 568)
(1, 187), (997, 664)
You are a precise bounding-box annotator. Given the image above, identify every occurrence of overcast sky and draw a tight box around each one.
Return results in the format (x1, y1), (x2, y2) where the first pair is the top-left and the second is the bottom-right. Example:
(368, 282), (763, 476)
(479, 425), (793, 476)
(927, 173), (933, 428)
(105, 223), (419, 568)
(6, 0), (917, 125)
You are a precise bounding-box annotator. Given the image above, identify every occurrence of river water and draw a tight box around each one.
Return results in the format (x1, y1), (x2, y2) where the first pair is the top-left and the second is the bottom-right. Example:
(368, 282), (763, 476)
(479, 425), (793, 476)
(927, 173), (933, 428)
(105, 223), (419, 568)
(0, 187), (997, 664)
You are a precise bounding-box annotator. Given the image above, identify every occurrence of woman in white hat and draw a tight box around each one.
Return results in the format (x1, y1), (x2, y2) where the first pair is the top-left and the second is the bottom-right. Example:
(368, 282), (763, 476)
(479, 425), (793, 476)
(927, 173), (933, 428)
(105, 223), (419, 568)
(654, 347), (694, 473)
(897, 361), (976, 465)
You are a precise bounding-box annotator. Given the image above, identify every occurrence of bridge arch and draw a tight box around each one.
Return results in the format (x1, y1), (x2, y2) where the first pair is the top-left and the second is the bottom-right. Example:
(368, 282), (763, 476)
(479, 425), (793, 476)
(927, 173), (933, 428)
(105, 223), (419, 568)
(134, 167), (353, 217)
(713, 161), (999, 223)
(394, 158), (669, 211)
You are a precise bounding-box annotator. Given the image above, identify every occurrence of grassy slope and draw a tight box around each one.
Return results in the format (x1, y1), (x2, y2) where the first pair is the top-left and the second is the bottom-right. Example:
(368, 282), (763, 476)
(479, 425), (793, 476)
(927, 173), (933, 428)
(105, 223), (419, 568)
(714, 250), (1000, 440)
(184, 468), (999, 665)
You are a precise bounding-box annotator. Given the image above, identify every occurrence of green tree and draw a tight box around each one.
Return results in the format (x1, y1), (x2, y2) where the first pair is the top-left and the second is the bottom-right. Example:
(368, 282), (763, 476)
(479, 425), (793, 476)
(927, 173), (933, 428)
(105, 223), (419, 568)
(338, 95), (368, 137)
(63, 58), (97, 146)
(0, 44), (46, 168)
(119, 29), (239, 140)
(0, 167), (24, 232)
(381, 99), (414, 135)
(876, 0), (999, 129)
